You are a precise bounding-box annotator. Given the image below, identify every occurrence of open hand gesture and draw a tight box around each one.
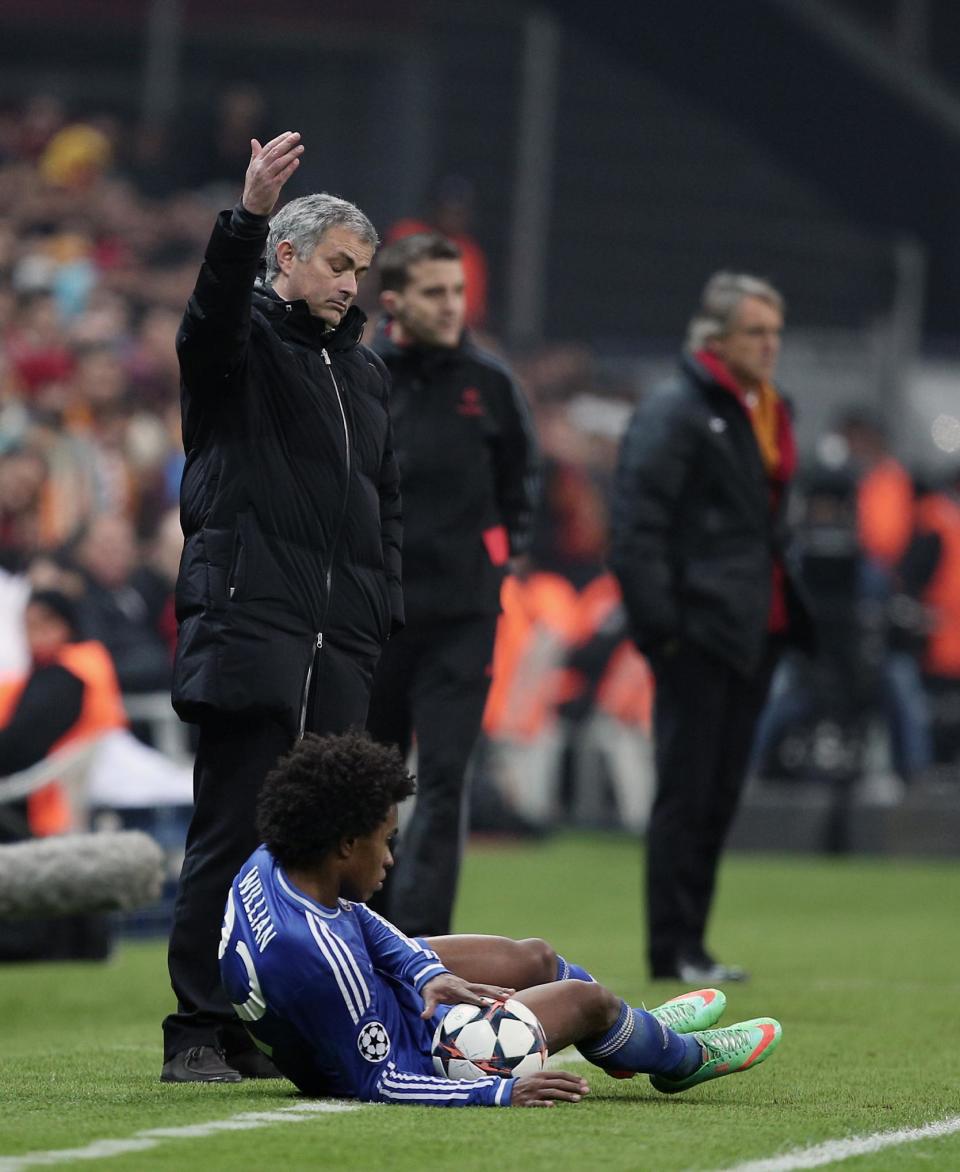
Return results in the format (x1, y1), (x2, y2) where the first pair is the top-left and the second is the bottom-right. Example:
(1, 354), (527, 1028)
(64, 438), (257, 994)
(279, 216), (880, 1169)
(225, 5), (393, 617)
(241, 131), (304, 217)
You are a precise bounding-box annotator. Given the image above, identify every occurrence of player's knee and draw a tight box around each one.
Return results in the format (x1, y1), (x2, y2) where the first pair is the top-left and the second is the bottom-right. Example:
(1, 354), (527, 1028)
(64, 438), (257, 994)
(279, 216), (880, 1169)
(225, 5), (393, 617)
(517, 937), (556, 986)
(582, 982), (621, 1033)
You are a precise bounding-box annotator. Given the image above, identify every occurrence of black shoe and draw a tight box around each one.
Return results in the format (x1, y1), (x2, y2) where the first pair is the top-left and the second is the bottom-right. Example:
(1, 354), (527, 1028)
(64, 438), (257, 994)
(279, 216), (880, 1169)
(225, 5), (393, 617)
(161, 1045), (242, 1083)
(676, 957), (749, 984)
(226, 1049), (285, 1079)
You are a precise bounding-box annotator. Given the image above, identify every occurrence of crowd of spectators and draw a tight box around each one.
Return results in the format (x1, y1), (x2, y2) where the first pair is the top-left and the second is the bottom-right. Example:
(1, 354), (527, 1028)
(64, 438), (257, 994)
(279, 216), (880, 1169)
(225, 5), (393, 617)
(0, 92), (957, 838)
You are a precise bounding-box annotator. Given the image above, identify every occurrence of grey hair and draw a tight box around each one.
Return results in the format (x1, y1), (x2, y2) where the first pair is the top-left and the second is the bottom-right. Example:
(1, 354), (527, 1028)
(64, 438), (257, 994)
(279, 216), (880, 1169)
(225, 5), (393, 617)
(264, 193), (379, 283)
(685, 271), (785, 352)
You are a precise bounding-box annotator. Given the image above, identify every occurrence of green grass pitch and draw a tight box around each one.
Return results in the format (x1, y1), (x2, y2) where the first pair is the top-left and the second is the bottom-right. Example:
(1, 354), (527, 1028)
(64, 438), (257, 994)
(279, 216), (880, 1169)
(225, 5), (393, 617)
(1, 832), (958, 1171)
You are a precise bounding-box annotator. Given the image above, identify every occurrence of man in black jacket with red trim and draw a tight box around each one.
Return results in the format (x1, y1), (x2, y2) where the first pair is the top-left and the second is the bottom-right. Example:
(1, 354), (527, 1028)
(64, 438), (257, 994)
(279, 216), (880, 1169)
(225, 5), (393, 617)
(162, 132), (402, 1082)
(610, 272), (812, 986)
(366, 233), (539, 937)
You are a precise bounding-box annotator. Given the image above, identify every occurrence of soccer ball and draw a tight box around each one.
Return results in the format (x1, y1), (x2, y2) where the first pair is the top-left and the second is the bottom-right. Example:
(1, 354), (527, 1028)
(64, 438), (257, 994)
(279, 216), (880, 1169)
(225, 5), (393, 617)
(431, 998), (548, 1080)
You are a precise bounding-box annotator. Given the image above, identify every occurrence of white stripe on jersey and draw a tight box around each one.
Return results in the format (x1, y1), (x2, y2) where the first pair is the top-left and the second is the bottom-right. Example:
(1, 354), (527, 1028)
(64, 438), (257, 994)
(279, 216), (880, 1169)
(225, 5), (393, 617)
(277, 869), (340, 918)
(380, 1069), (500, 1092)
(378, 1073), (478, 1102)
(362, 906), (425, 953)
(411, 963), (446, 986)
(317, 920), (371, 1014)
(381, 1077), (500, 1092)
(379, 1087), (475, 1102)
(306, 912), (363, 1024)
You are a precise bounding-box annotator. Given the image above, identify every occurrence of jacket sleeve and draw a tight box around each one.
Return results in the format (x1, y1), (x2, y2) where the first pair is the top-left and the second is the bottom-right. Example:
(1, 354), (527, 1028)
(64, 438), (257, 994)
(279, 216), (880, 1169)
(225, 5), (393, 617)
(176, 203), (269, 394)
(369, 353), (404, 632)
(0, 666), (84, 775)
(608, 387), (700, 650)
(283, 914), (513, 1106)
(490, 370), (541, 556)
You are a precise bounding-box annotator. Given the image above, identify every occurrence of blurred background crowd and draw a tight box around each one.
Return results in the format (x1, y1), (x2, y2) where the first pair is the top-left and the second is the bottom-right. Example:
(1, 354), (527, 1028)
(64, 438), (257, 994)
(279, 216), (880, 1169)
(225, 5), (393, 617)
(2, 0), (960, 883)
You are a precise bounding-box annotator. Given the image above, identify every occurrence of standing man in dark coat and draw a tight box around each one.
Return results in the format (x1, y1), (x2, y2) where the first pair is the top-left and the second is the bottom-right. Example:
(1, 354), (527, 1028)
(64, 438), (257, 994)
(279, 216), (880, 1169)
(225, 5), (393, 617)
(366, 233), (539, 937)
(161, 132), (403, 1082)
(609, 272), (811, 985)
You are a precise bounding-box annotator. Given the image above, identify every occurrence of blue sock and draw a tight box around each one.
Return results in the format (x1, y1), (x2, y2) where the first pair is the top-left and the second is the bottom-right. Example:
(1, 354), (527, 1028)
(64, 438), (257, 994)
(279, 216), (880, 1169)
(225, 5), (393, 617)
(576, 1001), (703, 1076)
(555, 954), (595, 983)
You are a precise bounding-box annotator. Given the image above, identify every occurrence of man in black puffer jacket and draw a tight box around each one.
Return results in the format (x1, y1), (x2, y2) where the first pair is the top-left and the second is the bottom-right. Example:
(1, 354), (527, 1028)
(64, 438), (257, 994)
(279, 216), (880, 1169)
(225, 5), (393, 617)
(610, 272), (812, 987)
(161, 132), (402, 1083)
(365, 233), (539, 937)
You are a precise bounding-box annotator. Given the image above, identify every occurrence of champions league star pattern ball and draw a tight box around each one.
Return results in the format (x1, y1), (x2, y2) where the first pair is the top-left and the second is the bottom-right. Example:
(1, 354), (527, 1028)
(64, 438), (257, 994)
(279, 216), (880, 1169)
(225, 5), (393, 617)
(431, 998), (548, 1080)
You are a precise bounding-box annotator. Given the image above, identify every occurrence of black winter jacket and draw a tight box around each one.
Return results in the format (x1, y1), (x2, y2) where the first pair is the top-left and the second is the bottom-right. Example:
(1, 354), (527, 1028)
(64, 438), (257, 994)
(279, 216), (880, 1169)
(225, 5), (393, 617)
(609, 353), (811, 677)
(172, 206), (403, 733)
(372, 326), (539, 623)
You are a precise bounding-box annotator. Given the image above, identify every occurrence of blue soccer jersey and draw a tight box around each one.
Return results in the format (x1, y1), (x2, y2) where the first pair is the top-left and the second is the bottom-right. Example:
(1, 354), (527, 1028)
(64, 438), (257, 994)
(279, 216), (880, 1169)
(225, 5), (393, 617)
(219, 846), (513, 1106)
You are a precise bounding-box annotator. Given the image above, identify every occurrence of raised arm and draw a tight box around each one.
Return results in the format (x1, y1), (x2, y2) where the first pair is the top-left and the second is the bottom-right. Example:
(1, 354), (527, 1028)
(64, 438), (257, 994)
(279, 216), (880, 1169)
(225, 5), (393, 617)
(176, 132), (304, 393)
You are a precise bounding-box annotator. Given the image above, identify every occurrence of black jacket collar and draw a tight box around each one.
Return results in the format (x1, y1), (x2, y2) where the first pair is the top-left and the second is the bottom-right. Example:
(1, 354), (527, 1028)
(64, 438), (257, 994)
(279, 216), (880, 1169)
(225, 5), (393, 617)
(253, 283), (366, 353)
(372, 318), (467, 373)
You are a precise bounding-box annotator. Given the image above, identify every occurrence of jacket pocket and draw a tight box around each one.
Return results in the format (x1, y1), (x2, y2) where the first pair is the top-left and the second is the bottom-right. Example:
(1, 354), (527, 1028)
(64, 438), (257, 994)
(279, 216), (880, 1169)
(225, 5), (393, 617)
(227, 521), (247, 601)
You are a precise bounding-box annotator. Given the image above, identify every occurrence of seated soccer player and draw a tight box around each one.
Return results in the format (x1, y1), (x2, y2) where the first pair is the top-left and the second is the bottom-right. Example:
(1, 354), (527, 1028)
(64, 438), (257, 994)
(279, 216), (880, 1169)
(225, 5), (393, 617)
(219, 733), (782, 1105)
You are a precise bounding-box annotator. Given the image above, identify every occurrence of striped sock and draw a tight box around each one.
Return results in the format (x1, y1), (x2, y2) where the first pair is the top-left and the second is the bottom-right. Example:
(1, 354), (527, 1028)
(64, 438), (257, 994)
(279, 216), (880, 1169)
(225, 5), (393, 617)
(576, 1000), (701, 1076)
(555, 954), (595, 983)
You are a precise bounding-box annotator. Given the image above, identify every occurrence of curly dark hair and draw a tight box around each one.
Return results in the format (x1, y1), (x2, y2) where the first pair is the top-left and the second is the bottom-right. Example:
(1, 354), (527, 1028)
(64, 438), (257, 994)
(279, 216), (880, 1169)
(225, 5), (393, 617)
(257, 731), (415, 871)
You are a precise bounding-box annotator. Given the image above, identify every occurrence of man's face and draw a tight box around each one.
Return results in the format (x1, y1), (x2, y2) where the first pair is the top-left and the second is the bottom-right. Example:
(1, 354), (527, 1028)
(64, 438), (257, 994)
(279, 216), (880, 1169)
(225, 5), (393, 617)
(382, 258), (466, 348)
(709, 295), (783, 388)
(341, 805), (398, 903)
(275, 226), (375, 327)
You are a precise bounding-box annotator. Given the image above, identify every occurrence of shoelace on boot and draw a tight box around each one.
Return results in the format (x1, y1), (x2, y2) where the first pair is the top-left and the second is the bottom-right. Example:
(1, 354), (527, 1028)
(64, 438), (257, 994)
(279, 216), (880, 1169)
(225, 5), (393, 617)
(700, 1027), (751, 1057)
(651, 1002), (695, 1029)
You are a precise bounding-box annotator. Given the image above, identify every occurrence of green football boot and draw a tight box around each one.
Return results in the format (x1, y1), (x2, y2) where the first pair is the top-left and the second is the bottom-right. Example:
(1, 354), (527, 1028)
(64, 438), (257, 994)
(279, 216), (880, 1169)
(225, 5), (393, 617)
(650, 1017), (782, 1094)
(647, 988), (726, 1034)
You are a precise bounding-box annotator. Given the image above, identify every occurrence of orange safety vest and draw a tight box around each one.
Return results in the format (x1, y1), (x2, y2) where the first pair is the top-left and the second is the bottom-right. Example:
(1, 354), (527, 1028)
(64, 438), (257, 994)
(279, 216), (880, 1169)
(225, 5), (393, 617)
(483, 572), (581, 741)
(915, 493), (960, 676)
(858, 457), (914, 569)
(571, 574), (655, 731)
(0, 641), (127, 835)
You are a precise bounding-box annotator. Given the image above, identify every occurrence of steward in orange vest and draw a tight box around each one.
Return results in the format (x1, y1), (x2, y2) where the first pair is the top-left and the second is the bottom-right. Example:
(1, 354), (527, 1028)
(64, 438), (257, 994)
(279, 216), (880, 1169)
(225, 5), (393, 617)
(0, 590), (126, 836)
(914, 479), (960, 678)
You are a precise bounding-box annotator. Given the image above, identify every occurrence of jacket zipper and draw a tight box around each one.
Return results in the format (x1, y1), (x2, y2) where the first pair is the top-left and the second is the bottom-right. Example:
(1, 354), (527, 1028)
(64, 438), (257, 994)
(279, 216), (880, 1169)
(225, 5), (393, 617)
(297, 631), (324, 739)
(297, 348), (352, 740)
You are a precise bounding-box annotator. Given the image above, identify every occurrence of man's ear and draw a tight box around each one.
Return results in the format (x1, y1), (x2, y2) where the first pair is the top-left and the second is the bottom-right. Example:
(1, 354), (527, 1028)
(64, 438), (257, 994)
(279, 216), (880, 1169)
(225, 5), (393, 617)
(336, 836), (355, 860)
(379, 289), (400, 317)
(276, 240), (296, 275)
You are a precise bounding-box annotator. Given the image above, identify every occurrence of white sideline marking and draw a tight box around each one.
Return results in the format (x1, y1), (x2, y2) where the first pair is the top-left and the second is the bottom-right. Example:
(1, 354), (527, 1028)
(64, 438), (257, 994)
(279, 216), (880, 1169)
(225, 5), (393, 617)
(0, 1102), (360, 1170)
(717, 1114), (960, 1171)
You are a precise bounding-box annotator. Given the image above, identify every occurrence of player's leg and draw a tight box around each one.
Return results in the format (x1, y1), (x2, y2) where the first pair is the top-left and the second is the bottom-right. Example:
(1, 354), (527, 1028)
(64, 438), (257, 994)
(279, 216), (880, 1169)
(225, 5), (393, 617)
(512, 980), (703, 1078)
(429, 937), (705, 1079)
(427, 933), (594, 990)
(513, 981), (781, 1090)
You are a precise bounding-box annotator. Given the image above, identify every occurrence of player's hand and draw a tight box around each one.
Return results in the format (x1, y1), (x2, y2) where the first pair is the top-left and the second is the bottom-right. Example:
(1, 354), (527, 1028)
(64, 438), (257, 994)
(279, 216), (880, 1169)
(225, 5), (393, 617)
(241, 131), (304, 216)
(510, 1071), (589, 1108)
(419, 974), (515, 1020)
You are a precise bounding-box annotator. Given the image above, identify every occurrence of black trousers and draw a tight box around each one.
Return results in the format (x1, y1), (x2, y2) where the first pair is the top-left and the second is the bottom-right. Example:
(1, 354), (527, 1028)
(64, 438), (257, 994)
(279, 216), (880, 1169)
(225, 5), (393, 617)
(162, 640), (376, 1060)
(645, 639), (779, 975)
(365, 614), (498, 938)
